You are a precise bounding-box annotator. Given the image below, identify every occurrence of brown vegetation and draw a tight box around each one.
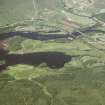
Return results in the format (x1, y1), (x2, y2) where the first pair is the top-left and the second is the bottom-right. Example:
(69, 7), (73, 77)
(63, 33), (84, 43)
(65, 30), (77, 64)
(0, 41), (8, 50)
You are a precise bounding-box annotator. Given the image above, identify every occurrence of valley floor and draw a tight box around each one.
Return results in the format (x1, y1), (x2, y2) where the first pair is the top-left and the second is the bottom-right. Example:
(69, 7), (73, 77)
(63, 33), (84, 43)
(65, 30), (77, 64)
(0, 28), (105, 105)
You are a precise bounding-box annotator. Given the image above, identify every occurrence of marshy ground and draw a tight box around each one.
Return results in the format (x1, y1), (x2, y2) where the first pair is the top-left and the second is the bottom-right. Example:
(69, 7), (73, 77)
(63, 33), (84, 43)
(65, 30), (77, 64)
(1, 0), (105, 104)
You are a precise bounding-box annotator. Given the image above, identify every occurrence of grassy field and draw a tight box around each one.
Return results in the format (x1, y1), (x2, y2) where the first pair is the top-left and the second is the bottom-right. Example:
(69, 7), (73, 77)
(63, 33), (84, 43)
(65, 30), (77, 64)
(1, 0), (105, 105)
(0, 31), (104, 104)
(0, 0), (63, 25)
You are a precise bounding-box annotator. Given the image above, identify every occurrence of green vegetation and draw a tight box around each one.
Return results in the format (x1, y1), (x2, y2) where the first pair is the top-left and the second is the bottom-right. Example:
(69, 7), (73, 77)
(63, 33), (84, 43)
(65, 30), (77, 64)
(5, 64), (50, 80)
(0, 79), (51, 105)
(1, 0), (105, 105)
(7, 36), (25, 51)
(1, 30), (105, 105)
(94, 13), (105, 22)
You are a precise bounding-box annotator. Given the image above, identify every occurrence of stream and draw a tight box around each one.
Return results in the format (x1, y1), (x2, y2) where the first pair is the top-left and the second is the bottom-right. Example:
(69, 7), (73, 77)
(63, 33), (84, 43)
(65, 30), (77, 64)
(0, 27), (105, 41)
(0, 27), (105, 71)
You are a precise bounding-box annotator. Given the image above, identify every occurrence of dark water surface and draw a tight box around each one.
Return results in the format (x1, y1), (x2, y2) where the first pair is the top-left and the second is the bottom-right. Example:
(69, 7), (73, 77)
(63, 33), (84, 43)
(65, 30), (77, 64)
(0, 49), (72, 71)
(0, 28), (105, 71)
(0, 31), (69, 41)
(0, 28), (104, 41)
